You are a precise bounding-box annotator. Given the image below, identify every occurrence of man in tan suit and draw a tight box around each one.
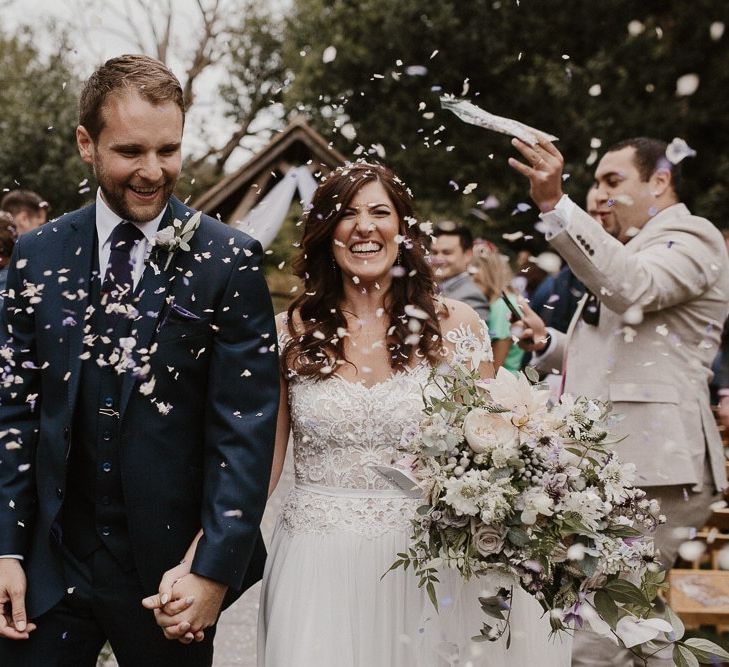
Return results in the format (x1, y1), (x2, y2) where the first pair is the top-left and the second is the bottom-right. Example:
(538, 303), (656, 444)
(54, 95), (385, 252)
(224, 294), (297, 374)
(509, 136), (729, 665)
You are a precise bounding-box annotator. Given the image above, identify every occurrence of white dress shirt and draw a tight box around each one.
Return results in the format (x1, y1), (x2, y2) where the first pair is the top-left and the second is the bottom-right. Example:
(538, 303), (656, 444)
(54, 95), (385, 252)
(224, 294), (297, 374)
(0, 191), (167, 561)
(96, 189), (165, 287)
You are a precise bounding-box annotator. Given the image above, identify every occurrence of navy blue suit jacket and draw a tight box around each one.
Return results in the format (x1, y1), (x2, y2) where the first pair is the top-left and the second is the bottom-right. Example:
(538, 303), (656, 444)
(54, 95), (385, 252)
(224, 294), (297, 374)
(0, 196), (279, 618)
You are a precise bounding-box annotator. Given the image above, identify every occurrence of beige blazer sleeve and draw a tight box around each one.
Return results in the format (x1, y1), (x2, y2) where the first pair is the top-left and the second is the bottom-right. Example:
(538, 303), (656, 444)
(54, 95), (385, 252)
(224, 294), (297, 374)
(547, 201), (726, 315)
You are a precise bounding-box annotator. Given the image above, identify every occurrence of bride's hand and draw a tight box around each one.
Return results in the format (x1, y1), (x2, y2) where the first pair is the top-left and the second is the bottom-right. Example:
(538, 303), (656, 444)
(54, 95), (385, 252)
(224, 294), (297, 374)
(142, 559), (193, 615)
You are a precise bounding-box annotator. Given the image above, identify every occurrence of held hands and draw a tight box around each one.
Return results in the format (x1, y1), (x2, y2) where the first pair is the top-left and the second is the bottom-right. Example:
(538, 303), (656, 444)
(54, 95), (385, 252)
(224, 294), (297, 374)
(514, 299), (550, 353)
(142, 566), (227, 645)
(0, 558), (36, 640)
(508, 137), (565, 212)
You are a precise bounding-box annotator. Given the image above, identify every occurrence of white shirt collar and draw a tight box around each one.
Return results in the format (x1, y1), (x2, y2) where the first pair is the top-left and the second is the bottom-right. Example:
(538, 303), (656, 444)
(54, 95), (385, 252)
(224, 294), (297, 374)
(95, 188), (166, 247)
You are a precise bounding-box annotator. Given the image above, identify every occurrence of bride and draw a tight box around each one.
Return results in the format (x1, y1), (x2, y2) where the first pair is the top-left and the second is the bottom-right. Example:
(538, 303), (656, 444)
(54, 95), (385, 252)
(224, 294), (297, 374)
(258, 162), (571, 666)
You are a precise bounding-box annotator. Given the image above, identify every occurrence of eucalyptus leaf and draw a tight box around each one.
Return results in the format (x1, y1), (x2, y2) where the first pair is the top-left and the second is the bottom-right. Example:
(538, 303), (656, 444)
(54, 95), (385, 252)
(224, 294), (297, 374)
(603, 578), (651, 609)
(507, 527), (530, 547)
(673, 644), (699, 667)
(665, 605), (685, 641)
(524, 366), (540, 383)
(683, 637), (729, 661)
(594, 590), (619, 629)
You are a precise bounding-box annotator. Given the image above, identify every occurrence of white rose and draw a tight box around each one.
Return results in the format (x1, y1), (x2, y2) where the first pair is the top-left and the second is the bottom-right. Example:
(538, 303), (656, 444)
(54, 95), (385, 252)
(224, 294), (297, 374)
(471, 523), (506, 558)
(154, 226), (176, 246)
(463, 408), (519, 454)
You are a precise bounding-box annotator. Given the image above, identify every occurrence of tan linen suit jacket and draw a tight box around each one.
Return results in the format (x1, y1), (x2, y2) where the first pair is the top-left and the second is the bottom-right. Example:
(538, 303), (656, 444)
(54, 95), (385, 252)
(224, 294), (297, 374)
(533, 200), (729, 490)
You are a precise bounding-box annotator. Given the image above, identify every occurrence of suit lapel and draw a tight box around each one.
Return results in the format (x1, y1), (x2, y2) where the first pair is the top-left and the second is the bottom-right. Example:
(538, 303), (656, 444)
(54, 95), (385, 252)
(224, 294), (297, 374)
(64, 205), (97, 417)
(118, 201), (180, 420)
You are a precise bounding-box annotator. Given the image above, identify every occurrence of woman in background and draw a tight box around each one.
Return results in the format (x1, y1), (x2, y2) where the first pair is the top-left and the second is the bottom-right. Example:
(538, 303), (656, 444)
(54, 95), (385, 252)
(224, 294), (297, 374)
(471, 247), (524, 372)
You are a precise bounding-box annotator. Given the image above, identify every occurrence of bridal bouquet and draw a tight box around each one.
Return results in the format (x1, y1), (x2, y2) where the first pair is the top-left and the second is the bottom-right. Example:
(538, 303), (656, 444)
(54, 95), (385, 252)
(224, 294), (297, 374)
(389, 364), (728, 665)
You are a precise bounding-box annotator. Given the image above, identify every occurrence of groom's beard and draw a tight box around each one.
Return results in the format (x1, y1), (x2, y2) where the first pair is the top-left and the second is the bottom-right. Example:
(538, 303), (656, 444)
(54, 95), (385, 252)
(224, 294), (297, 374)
(94, 160), (177, 223)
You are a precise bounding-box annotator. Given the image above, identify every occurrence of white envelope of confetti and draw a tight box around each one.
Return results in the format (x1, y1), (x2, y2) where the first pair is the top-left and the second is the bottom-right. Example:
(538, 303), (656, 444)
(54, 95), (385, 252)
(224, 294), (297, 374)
(369, 465), (422, 497)
(440, 95), (558, 145)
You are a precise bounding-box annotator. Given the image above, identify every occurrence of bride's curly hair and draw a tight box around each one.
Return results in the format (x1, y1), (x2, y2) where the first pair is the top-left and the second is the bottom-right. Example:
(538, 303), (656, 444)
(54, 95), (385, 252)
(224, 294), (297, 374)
(283, 161), (444, 379)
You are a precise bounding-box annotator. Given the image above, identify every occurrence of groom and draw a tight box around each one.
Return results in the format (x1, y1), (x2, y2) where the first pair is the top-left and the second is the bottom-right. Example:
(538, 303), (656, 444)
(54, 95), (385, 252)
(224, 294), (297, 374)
(0, 54), (279, 665)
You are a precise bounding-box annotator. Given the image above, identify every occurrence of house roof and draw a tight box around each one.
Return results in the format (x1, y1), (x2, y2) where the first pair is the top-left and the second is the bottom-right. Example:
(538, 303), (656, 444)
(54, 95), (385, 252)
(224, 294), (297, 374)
(192, 117), (346, 223)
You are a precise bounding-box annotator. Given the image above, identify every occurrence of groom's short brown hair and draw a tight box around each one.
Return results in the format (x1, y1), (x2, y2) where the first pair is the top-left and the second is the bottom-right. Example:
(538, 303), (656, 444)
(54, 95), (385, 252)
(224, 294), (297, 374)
(79, 54), (185, 142)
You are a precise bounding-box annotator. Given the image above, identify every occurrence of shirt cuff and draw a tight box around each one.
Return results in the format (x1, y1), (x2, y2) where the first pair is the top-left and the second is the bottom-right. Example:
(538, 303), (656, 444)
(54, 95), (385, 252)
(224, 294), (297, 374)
(532, 328), (556, 360)
(537, 193), (573, 240)
(0, 555), (23, 560)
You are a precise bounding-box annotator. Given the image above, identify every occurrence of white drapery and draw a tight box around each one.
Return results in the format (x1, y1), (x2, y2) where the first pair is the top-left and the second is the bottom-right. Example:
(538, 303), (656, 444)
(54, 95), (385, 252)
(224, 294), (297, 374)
(234, 166), (318, 250)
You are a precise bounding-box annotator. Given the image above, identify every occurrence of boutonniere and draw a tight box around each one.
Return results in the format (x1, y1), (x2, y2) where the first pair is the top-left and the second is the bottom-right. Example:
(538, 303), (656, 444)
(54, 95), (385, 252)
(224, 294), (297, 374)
(152, 211), (202, 270)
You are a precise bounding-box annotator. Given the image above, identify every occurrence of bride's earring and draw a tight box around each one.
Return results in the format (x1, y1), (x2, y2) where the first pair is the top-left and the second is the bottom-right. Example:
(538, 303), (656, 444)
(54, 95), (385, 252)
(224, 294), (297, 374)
(331, 254), (338, 271)
(396, 248), (402, 265)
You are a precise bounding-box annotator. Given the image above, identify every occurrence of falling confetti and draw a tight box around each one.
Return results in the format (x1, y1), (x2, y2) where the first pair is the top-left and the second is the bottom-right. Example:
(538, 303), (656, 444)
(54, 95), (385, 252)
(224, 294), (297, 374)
(675, 73), (700, 97)
(665, 137), (697, 164)
(322, 46), (337, 63)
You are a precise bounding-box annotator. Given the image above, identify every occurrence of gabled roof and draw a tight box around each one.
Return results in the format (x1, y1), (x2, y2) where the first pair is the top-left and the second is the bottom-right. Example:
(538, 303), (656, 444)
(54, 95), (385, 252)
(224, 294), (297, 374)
(192, 117), (346, 223)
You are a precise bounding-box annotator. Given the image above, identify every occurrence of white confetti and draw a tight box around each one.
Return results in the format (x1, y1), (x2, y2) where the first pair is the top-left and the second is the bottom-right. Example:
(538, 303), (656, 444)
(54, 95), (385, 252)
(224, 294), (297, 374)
(665, 137), (697, 164)
(710, 22), (725, 41)
(588, 84), (602, 97)
(627, 20), (645, 36)
(675, 73), (700, 97)
(462, 183), (478, 195)
(322, 46), (337, 63)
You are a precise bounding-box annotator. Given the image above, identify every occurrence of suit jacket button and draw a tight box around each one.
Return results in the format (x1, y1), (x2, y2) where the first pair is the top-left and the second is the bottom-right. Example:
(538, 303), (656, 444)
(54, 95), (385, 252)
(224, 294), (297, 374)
(56, 488), (63, 499)
(63, 427), (70, 441)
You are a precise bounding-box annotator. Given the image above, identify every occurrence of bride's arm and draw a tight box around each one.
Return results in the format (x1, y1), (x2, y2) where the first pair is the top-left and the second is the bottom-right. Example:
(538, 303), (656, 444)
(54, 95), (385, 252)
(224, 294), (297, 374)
(268, 312), (292, 497)
(439, 298), (495, 381)
(268, 374), (290, 497)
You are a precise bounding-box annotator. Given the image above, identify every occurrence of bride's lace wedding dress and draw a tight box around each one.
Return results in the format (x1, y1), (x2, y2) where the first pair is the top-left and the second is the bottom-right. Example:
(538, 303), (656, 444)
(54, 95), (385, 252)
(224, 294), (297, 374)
(258, 323), (571, 666)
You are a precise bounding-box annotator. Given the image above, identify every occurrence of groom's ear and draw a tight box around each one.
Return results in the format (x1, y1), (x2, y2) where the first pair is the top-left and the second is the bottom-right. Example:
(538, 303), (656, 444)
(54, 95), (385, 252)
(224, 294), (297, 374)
(76, 125), (95, 165)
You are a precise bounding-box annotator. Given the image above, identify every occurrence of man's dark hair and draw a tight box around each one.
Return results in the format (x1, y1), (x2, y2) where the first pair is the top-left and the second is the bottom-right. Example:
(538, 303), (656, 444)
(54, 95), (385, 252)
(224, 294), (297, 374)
(433, 220), (474, 251)
(606, 137), (682, 195)
(0, 211), (18, 262)
(79, 54), (185, 142)
(0, 190), (47, 217)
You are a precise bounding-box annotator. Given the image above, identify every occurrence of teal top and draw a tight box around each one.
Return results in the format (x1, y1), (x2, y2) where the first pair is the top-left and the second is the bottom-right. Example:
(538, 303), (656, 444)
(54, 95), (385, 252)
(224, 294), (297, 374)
(488, 296), (524, 373)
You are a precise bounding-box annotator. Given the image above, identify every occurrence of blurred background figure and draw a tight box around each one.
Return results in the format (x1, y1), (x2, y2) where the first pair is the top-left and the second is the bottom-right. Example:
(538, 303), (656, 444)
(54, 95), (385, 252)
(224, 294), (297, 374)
(430, 220), (491, 321)
(530, 188), (613, 333)
(0, 190), (48, 234)
(713, 229), (729, 429)
(471, 247), (524, 372)
(0, 211), (18, 294)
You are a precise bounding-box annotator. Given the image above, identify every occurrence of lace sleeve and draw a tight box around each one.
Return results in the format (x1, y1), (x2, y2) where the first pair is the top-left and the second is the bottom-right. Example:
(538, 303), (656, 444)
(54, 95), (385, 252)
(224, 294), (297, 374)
(276, 313), (292, 353)
(443, 319), (494, 371)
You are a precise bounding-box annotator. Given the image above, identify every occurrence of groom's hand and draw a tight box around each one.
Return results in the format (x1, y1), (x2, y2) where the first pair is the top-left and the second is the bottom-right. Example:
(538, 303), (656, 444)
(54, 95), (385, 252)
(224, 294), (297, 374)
(0, 558), (36, 639)
(147, 573), (227, 644)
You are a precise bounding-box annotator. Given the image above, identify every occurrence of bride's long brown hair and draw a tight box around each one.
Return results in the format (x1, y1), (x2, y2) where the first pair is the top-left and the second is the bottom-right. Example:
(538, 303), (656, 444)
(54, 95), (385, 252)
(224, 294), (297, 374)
(283, 162), (443, 379)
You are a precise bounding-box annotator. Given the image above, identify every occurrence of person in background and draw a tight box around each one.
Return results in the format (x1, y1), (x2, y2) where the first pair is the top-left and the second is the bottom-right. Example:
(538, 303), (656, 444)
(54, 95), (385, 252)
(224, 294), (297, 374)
(529, 188), (616, 333)
(0, 212), (18, 294)
(509, 135), (729, 666)
(0, 190), (48, 234)
(713, 229), (729, 428)
(471, 247), (524, 372)
(430, 221), (491, 321)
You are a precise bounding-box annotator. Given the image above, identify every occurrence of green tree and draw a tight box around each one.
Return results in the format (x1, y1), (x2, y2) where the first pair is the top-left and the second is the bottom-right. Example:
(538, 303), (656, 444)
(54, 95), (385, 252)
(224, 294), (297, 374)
(0, 26), (89, 215)
(283, 0), (729, 242)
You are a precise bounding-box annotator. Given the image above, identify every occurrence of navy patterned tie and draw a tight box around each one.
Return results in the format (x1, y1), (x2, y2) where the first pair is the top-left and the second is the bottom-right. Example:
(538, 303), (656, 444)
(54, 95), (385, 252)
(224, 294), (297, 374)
(100, 222), (145, 326)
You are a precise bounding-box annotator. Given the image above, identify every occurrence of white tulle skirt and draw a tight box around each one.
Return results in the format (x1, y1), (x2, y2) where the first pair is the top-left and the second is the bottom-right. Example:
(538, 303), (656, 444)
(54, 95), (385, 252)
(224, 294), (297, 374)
(258, 486), (571, 667)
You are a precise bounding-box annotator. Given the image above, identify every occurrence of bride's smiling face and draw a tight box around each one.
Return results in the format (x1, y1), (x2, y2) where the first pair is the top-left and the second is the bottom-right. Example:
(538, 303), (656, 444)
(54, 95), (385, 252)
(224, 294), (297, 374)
(332, 180), (401, 284)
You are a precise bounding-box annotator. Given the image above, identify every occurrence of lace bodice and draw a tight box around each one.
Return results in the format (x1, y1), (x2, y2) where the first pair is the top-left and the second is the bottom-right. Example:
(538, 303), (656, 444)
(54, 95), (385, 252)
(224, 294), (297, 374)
(278, 319), (493, 538)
